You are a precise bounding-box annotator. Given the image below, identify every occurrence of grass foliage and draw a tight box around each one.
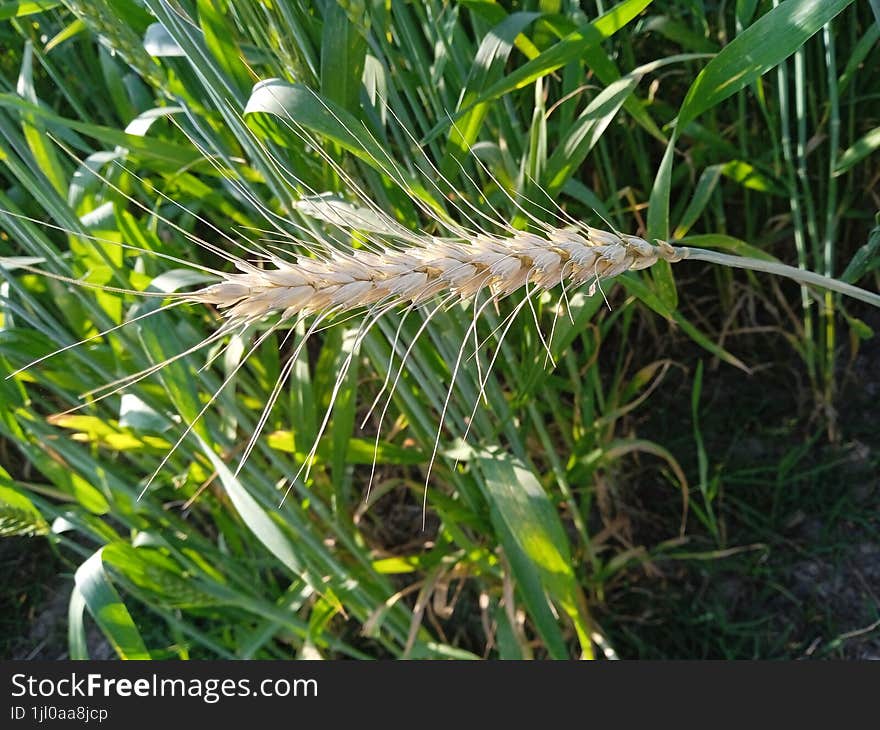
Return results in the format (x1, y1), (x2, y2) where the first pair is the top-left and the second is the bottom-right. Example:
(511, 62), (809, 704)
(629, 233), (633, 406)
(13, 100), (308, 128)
(0, 0), (878, 659)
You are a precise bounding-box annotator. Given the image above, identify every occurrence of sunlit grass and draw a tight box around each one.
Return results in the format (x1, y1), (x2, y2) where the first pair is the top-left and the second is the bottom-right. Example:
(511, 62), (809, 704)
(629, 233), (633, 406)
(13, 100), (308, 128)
(0, 0), (878, 659)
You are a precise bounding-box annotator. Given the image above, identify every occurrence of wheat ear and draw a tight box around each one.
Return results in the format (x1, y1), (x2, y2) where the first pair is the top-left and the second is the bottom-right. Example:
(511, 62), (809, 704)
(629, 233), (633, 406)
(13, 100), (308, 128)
(188, 227), (666, 319)
(188, 228), (880, 323)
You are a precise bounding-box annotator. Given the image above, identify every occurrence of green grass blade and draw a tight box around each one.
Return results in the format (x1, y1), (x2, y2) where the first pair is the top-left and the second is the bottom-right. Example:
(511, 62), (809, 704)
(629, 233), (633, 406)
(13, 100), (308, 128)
(0, 471), (49, 536)
(833, 125), (880, 176)
(544, 54), (705, 198)
(0, 0), (59, 20)
(674, 164), (723, 238)
(436, 0), (653, 129)
(679, 233), (776, 261)
(440, 10), (541, 175)
(74, 549), (152, 660)
(243, 79), (447, 217)
(678, 0), (856, 129)
(476, 450), (594, 658)
(199, 437), (305, 576)
(319, 0), (367, 114)
(67, 584), (90, 660)
(840, 223), (880, 284)
(197, 0), (252, 96)
(16, 41), (68, 196)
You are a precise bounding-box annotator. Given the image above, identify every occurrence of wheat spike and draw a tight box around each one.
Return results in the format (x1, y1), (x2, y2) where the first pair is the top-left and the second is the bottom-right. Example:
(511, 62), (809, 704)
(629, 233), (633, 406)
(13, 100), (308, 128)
(189, 227), (687, 324)
(187, 221), (880, 329)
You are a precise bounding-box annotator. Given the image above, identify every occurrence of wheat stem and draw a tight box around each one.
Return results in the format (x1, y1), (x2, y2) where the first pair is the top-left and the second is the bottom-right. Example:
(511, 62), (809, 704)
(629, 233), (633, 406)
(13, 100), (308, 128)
(677, 247), (880, 308)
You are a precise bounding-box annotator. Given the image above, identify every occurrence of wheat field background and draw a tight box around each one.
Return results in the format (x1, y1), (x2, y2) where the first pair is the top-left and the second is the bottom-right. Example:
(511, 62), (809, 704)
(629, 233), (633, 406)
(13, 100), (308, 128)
(1, 0), (879, 660)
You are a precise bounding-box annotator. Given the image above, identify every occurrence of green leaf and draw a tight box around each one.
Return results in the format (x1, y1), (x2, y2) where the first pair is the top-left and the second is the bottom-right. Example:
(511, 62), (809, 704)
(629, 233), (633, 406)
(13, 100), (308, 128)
(639, 15), (719, 53)
(0, 0), (59, 20)
(267, 431), (427, 465)
(295, 193), (401, 235)
(544, 54), (705, 198)
(243, 79), (447, 219)
(672, 311), (750, 373)
(199, 438), (304, 575)
(653, 0), (856, 259)
(735, 0), (760, 27)
(328, 329), (359, 499)
(674, 164), (723, 238)
(198, 0), (251, 96)
(618, 271), (673, 318)
(673, 160), (788, 238)
(99, 46), (136, 124)
(649, 0), (854, 309)
(17, 42), (67, 196)
(0, 477), (49, 537)
(651, 260), (678, 311)
(549, 290), (605, 360)
(841, 224), (880, 284)
(544, 74), (638, 196)
(0, 94), (204, 170)
(869, 0), (880, 27)
(143, 22), (185, 57)
(245, 79), (386, 166)
(103, 543), (223, 608)
(678, 0), (856, 129)
(67, 585), (89, 660)
(74, 549), (151, 660)
(838, 23), (879, 94)
(44, 18), (87, 53)
(646, 137), (679, 309)
(834, 126), (880, 176)
(680, 233), (776, 261)
(620, 274), (750, 371)
(475, 450), (593, 658)
(647, 135), (676, 242)
(843, 312), (874, 341)
(720, 160), (786, 196)
(450, 0), (653, 121)
(319, 0), (368, 114)
(441, 11), (541, 175)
